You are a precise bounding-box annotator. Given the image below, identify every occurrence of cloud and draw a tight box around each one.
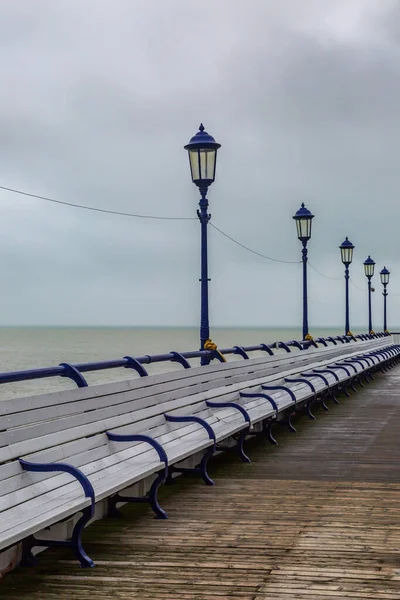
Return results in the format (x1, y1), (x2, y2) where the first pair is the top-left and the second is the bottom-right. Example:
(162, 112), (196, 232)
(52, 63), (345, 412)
(0, 0), (398, 328)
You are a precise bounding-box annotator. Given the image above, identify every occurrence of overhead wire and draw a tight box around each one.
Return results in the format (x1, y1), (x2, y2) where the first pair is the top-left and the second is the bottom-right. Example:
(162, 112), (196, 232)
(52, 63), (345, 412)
(0, 184), (197, 221)
(0, 183), (394, 285)
(209, 222), (301, 264)
(308, 262), (342, 280)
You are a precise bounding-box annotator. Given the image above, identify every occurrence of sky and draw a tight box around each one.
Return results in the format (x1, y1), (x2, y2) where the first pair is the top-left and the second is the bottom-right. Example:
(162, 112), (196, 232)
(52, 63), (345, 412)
(0, 0), (399, 329)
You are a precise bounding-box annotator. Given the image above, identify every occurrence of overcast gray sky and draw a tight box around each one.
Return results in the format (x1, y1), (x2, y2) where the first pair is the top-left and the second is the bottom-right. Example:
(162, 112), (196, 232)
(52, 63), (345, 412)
(0, 0), (399, 328)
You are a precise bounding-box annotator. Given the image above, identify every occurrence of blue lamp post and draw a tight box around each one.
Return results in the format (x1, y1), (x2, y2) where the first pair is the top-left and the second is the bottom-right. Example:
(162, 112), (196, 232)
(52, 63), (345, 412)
(363, 256), (375, 333)
(339, 237), (355, 336)
(380, 267), (390, 332)
(293, 203), (314, 340)
(185, 124), (221, 365)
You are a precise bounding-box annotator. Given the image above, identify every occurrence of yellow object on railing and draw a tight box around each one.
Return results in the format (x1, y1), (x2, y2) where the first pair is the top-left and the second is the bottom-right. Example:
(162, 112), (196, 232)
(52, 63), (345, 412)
(384, 329), (390, 335)
(347, 331), (354, 337)
(304, 333), (314, 341)
(370, 330), (375, 335)
(204, 339), (227, 362)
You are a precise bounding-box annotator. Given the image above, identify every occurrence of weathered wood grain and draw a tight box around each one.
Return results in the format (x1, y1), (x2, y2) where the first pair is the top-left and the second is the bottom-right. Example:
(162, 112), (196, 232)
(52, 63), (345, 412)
(2, 364), (400, 599)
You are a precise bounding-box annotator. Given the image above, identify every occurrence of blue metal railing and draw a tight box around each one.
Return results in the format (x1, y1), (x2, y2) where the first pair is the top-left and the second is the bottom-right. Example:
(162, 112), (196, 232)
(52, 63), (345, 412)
(0, 332), (389, 389)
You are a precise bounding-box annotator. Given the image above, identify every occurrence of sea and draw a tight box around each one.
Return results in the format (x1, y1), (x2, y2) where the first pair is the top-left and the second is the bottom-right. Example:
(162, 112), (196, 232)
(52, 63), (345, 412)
(0, 326), (358, 400)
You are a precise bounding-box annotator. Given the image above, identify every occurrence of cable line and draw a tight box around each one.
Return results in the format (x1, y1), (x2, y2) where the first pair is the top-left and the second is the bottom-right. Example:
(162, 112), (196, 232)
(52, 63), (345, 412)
(350, 278), (366, 292)
(209, 222), (301, 264)
(0, 184), (196, 221)
(308, 262), (342, 280)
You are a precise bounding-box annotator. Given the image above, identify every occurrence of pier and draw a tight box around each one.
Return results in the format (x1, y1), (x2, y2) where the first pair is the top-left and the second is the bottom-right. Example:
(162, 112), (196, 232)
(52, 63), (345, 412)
(2, 361), (399, 599)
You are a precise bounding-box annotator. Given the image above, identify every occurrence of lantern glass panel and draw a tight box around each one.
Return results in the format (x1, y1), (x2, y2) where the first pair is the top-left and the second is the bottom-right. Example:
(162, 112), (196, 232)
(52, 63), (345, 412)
(188, 148), (216, 185)
(341, 246), (353, 264)
(364, 262), (375, 277)
(380, 271), (390, 285)
(296, 217), (312, 240)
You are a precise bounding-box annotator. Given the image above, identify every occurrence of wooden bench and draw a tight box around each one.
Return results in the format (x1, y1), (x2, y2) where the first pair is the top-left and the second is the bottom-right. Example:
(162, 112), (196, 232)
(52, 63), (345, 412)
(0, 336), (398, 569)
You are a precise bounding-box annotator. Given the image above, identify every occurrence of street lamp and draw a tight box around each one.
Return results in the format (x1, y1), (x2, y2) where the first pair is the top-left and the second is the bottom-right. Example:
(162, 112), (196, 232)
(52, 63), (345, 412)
(363, 256), (375, 334)
(339, 237), (355, 336)
(380, 266), (390, 332)
(184, 124), (221, 365)
(293, 203), (314, 340)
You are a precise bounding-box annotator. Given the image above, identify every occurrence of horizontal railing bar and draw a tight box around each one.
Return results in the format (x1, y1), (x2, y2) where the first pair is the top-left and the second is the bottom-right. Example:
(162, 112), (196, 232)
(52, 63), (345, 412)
(0, 332), (388, 387)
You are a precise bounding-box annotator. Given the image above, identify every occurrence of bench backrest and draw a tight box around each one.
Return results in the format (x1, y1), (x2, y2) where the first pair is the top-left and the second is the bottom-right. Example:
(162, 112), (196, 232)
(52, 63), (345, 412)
(0, 337), (390, 460)
(0, 337), (393, 520)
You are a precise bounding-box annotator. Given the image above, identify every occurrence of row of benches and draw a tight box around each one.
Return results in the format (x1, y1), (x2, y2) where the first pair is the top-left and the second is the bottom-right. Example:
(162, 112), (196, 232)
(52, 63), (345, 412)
(0, 336), (398, 570)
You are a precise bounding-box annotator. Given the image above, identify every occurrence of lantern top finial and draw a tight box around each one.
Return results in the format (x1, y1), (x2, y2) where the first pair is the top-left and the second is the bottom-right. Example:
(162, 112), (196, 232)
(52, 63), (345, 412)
(339, 237), (354, 249)
(184, 124), (221, 151)
(293, 203), (314, 220)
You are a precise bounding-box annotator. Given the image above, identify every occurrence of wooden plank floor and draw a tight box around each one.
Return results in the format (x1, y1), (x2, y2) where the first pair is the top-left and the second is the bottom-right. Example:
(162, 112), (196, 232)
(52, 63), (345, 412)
(2, 365), (400, 599)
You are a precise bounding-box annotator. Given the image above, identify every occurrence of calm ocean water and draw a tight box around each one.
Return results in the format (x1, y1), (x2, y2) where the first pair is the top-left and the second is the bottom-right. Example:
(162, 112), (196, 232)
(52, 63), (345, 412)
(0, 326), (350, 400)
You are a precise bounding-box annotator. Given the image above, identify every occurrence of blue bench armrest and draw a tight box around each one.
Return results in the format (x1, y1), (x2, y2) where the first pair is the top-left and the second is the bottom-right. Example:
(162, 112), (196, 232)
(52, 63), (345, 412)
(19, 459), (95, 508)
(240, 392), (278, 416)
(106, 432), (168, 469)
(334, 362), (357, 374)
(313, 368), (340, 382)
(301, 372), (330, 387)
(327, 364), (352, 377)
(206, 400), (251, 426)
(285, 377), (316, 395)
(262, 385), (297, 406)
(165, 414), (216, 444)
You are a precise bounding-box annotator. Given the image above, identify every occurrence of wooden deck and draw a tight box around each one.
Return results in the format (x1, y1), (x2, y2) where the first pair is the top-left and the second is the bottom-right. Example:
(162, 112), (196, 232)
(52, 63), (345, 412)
(2, 365), (400, 599)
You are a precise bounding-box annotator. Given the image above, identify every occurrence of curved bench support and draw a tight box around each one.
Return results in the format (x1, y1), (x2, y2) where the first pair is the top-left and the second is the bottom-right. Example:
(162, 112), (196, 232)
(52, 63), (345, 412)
(59, 363), (88, 388)
(301, 372), (330, 410)
(233, 346), (249, 360)
(123, 356), (148, 377)
(260, 344), (274, 356)
(262, 385), (298, 431)
(312, 368), (340, 403)
(326, 364), (353, 396)
(290, 340), (303, 351)
(106, 433), (168, 519)
(285, 377), (317, 419)
(19, 459), (95, 568)
(206, 400), (251, 462)
(278, 342), (291, 353)
(165, 414), (216, 485)
(170, 352), (191, 369)
(240, 392), (280, 444)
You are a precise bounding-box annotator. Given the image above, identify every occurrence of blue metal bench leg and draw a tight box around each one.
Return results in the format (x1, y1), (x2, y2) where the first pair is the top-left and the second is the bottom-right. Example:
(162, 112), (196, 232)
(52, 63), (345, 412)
(227, 427), (251, 463)
(350, 380), (358, 393)
(71, 506), (96, 567)
(21, 537), (39, 567)
(285, 412), (297, 433)
(358, 375), (365, 388)
(321, 391), (330, 411)
(199, 446), (215, 485)
(264, 419), (278, 445)
(148, 471), (169, 518)
(341, 383), (351, 398)
(330, 388), (339, 404)
(306, 398), (316, 419)
(21, 506), (95, 568)
(167, 447), (215, 487)
(364, 371), (372, 383)
(237, 429), (251, 462)
(108, 469), (168, 520)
